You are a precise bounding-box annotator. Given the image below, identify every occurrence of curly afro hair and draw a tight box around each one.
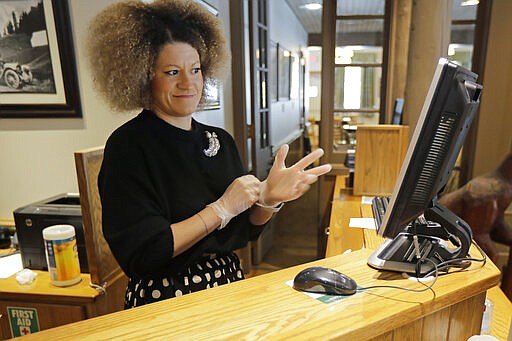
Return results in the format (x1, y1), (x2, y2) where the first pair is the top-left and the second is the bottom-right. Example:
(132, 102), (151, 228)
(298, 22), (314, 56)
(86, 0), (230, 112)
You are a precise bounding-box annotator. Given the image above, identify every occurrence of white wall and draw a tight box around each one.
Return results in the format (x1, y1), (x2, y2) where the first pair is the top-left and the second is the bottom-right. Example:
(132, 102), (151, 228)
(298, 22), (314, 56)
(0, 0), (231, 218)
(268, 0), (308, 148)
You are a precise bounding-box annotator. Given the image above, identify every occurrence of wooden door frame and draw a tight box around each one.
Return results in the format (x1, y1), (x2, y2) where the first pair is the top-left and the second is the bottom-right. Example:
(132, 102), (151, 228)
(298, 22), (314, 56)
(230, 0), (251, 170)
(230, 0), (272, 179)
(459, 0), (492, 186)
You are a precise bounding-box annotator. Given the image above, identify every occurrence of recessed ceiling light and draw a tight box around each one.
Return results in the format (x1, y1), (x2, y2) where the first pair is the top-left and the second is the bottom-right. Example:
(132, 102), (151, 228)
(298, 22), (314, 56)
(461, 0), (479, 6)
(300, 3), (322, 10)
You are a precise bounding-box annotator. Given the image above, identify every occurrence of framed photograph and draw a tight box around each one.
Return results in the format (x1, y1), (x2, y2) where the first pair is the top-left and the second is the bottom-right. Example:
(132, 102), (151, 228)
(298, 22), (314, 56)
(193, 0), (218, 16)
(270, 40), (278, 102)
(201, 82), (221, 111)
(194, 0), (220, 110)
(290, 53), (299, 99)
(0, 0), (81, 118)
(278, 45), (291, 101)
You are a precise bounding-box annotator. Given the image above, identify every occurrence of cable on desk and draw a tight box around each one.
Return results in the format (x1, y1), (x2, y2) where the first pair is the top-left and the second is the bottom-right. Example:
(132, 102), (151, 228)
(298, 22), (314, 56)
(89, 281), (108, 294)
(357, 240), (487, 294)
(422, 240), (487, 278)
(358, 258), (439, 294)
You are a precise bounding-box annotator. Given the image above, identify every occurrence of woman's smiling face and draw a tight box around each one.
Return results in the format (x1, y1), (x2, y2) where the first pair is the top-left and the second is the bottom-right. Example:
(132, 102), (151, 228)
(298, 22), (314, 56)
(150, 42), (203, 125)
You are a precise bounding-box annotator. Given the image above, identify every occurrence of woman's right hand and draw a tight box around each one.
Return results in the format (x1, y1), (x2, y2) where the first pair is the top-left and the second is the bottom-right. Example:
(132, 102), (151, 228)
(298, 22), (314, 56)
(260, 145), (331, 206)
(208, 174), (260, 228)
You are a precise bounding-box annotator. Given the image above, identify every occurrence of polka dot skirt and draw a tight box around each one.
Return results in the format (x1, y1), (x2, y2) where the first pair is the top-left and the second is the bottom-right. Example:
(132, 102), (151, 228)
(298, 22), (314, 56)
(124, 252), (244, 309)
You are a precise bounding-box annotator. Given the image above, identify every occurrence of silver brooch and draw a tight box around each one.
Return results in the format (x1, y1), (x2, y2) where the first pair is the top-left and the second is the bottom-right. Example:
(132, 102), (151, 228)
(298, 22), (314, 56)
(204, 131), (220, 157)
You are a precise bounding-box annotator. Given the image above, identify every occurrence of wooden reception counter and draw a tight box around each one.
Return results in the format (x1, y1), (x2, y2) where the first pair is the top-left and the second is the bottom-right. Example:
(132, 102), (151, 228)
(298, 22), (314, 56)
(2, 175), (506, 340)
(14, 248), (500, 340)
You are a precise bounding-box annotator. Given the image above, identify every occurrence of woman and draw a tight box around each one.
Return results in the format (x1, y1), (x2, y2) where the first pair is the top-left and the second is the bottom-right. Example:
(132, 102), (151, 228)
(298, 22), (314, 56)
(87, 0), (331, 308)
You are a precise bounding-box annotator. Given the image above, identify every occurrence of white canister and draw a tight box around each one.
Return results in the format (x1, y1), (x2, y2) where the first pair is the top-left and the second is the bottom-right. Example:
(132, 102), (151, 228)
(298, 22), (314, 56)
(42, 224), (82, 286)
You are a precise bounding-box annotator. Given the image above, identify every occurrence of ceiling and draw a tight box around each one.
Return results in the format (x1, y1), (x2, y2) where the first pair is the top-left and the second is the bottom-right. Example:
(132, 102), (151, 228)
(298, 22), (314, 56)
(284, 0), (479, 35)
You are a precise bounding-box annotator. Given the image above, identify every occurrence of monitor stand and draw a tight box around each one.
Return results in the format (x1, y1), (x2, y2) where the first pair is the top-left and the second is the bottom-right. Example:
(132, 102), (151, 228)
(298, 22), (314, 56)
(367, 201), (473, 276)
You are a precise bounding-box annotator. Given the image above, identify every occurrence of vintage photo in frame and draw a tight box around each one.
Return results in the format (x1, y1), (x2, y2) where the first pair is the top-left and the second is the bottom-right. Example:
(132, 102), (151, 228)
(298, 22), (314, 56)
(270, 40), (278, 102)
(278, 45), (291, 101)
(195, 0), (221, 110)
(0, 0), (81, 118)
(201, 82), (221, 111)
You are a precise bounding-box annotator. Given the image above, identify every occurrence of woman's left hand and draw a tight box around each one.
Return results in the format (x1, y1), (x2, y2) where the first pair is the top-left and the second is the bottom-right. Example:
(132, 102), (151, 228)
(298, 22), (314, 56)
(259, 144), (332, 206)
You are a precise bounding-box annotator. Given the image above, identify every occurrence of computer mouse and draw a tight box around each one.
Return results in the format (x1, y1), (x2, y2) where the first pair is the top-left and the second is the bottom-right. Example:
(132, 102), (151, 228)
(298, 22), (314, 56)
(293, 266), (357, 296)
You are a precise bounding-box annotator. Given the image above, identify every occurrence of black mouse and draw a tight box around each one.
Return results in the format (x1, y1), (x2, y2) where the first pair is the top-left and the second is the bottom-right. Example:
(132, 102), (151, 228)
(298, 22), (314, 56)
(293, 266), (357, 296)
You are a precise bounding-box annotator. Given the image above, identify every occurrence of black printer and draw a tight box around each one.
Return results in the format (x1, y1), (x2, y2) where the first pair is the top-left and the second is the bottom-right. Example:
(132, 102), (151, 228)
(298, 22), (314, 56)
(13, 193), (89, 273)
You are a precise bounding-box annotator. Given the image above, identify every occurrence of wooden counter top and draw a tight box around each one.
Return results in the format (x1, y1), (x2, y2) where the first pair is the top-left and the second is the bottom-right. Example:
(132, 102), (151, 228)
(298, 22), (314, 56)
(487, 286), (512, 340)
(0, 271), (100, 304)
(325, 176), (365, 257)
(15, 247), (500, 340)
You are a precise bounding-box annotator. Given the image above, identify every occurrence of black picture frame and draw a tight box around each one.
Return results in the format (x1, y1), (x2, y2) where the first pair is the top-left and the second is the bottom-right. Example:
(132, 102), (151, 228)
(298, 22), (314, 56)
(278, 45), (291, 101)
(194, 0), (220, 111)
(193, 0), (218, 16)
(270, 40), (278, 102)
(0, 0), (82, 118)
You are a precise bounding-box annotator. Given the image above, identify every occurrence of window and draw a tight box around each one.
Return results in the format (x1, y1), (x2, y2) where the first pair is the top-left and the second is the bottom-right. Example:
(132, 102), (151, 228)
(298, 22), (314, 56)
(332, 0), (387, 149)
(448, 0), (478, 68)
(445, 0), (479, 191)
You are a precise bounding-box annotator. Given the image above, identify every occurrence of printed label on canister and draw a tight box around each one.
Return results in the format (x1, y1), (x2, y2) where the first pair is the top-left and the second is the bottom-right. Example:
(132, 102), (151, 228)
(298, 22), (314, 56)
(42, 225), (81, 286)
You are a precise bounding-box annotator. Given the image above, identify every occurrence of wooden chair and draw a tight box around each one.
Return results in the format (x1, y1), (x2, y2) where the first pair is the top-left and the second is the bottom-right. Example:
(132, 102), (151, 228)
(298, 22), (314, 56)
(74, 146), (127, 314)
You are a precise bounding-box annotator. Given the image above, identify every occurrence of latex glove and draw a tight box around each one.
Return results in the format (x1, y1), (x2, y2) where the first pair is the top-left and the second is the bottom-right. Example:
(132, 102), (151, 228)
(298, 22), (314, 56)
(208, 174), (260, 229)
(260, 145), (332, 206)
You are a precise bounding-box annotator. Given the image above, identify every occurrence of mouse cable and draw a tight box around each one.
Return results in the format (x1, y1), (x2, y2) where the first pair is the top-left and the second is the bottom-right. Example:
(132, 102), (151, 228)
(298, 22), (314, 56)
(358, 258), (440, 294)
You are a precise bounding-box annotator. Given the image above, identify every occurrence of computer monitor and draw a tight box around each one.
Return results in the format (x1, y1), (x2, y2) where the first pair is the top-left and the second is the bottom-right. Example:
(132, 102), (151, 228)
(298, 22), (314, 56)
(367, 58), (482, 275)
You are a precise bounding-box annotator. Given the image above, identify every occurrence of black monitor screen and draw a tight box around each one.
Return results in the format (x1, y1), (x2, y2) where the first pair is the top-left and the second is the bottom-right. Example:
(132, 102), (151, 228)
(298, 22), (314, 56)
(378, 58), (482, 239)
(368, 58), (482, 275)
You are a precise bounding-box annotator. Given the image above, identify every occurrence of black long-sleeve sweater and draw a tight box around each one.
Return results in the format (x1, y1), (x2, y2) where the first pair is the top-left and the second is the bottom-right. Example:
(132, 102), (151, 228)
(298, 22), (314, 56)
(98, 110), (264, 279)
